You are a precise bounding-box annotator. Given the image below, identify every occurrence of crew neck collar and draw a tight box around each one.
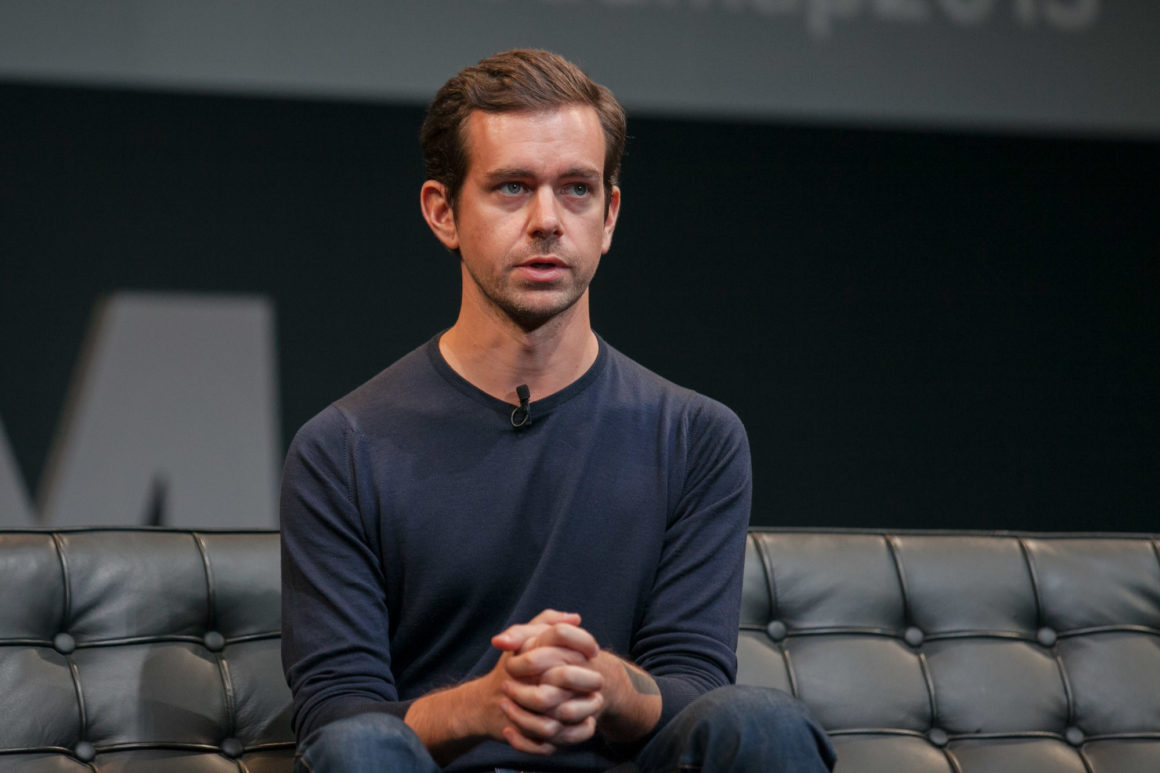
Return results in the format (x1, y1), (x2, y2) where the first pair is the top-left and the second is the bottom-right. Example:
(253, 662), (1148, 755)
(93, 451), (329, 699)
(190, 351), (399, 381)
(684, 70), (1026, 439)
(425, 331), (608, 421)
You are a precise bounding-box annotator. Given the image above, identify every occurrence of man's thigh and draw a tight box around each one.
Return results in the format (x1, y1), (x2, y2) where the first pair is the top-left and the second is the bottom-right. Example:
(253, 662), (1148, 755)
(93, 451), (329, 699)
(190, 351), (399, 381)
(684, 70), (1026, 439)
(633, 685), (836, 773)
(294, 712), (440, 773)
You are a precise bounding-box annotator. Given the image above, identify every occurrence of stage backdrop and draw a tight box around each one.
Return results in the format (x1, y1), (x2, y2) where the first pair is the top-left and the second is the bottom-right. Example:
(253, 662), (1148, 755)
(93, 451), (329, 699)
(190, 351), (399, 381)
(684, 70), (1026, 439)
(1, 0), (1158, 136)
(2, 83), (1156, 532)
(2, 0), (1157, 530)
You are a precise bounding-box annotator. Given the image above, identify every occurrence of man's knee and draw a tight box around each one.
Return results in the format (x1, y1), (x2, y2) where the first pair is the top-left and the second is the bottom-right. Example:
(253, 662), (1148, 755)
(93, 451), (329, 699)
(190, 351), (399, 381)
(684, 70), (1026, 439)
(671, 685), (836, 771)
(295, 712), (437, 773)
(684, 685), (809, 733)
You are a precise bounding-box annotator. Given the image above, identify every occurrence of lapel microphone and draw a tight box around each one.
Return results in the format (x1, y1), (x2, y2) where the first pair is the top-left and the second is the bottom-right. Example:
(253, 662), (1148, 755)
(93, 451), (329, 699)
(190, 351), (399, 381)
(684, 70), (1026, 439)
(511, 384), (531, 428)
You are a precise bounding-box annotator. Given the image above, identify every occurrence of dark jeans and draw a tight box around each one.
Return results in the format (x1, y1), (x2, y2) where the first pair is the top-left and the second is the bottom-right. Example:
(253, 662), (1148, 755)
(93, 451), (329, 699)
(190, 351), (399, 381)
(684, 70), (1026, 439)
(294, 685), (836, 773)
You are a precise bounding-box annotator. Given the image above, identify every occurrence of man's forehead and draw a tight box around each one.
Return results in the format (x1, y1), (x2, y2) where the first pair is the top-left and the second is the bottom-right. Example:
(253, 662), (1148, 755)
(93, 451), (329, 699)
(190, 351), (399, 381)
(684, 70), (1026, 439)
(463, 106), (605, 175)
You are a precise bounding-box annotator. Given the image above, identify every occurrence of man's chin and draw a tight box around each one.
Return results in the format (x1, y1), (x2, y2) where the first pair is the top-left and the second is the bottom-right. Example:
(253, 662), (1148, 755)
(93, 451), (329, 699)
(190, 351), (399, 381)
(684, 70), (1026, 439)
(502, 293), (586, 331)
(507, 307), (567, 332)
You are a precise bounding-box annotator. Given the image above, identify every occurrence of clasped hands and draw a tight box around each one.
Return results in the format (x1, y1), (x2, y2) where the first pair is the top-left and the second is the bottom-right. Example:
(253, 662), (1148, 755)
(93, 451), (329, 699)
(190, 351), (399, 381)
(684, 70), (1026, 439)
(485, 608), (606, 755)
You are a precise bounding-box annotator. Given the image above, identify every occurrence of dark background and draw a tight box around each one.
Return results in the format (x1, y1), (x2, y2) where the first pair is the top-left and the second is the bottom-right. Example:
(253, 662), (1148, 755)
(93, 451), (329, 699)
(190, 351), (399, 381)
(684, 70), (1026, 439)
(2, 82), (1157, 531)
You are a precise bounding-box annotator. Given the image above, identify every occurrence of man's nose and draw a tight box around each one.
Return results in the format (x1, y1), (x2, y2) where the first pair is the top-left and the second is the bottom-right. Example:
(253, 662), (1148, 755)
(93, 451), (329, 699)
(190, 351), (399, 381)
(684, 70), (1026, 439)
(528, 186), (563, 240)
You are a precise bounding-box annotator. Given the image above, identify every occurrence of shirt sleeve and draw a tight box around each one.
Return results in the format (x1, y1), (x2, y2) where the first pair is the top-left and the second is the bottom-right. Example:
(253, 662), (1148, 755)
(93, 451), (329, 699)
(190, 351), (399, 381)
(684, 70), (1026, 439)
(631, 396), (753, 730)
(280, 406), (413, 741)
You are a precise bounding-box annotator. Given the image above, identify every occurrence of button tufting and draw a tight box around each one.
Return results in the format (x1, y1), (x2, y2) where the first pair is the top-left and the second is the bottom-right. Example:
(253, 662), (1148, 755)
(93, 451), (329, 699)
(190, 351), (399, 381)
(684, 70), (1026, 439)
(74, 741), (95, 762)
(53, 633), (76, 655)
(904, 627), (924, 647)
(927, 728), (948, 747)
(1065, 726), (1085, 746)
(765, 620), (788, 642)
(221, 737), (245, 758)
(1036, 627), (1058, 647)
(203, 631), (226, 652)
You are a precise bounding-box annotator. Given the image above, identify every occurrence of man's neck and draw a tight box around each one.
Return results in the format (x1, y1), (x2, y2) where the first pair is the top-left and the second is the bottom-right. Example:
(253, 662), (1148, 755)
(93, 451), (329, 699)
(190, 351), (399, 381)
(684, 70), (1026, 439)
(438, 300), (599, 406)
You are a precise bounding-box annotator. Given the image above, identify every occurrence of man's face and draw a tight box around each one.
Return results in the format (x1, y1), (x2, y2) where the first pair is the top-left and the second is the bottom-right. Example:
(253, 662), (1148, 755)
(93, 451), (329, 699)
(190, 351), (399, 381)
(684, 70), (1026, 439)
(428, 105), (620, 330)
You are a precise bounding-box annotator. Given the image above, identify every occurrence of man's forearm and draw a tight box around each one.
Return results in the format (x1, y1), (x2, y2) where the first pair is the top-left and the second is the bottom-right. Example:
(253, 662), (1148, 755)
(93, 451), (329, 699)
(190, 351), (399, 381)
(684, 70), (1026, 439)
(404, 676), (493, 765)
(592, 651), (663, 743)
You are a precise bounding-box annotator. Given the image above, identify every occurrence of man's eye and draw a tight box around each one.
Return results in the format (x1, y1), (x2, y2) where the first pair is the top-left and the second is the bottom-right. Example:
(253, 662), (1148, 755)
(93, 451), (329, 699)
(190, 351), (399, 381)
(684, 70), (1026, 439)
(565, 183), (591, 197)
(500, 182), (525, 195)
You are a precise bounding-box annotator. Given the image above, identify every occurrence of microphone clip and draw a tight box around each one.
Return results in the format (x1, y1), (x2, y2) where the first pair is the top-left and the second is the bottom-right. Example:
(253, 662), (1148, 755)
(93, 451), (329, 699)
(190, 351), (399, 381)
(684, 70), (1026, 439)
(511, 384), (531, 428)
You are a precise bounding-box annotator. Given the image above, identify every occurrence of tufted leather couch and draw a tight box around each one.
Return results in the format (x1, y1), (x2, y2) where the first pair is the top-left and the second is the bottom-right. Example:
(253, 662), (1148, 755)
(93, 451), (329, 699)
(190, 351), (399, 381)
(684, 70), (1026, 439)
(739, 528), (1160, 773)
(1, 527), (1157, 772)
(0, 529), (292, 772)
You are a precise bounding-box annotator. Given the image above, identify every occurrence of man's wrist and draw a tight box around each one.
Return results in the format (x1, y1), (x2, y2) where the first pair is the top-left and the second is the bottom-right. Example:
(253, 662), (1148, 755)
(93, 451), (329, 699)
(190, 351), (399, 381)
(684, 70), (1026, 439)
(404, 675), (495, 764)
(459, 670), (502, 738)
(592, 650), (662, 743)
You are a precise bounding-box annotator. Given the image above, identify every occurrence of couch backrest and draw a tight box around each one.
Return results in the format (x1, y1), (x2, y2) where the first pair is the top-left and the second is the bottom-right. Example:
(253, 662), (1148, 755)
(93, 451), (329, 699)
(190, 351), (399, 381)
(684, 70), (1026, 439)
(4, 528), (1158, 773)
(737, 529), (1160, 773)
(0, 528), (293, 771)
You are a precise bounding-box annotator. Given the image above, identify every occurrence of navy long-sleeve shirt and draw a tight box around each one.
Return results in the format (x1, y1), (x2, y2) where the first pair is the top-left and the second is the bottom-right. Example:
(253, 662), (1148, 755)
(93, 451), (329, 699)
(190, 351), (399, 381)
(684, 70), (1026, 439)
(280, 334), (752, 771)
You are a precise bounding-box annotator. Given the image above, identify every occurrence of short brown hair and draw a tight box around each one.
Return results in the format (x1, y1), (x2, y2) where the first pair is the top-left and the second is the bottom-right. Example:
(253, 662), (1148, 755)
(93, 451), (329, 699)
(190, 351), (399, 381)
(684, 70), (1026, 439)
(420, 49), (626, 210)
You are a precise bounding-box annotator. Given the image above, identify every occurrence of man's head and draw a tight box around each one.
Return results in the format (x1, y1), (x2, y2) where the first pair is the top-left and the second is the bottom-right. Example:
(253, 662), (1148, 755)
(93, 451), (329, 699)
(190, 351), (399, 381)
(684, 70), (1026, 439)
(420, 49), (626, 213)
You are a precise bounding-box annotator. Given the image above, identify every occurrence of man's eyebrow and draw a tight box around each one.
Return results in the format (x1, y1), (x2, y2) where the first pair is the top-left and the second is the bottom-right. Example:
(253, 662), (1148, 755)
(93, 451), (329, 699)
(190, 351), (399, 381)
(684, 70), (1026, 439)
(561, 167), (601, 181)
(483, 168), (534, 183)
(482, 167), (601, 183)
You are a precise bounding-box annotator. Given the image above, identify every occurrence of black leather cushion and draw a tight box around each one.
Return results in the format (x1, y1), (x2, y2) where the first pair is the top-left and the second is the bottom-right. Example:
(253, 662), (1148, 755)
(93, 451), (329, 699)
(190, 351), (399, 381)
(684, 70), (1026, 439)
(0, 529), (292, 771)
(4, 526), (1158, 772)
(738, 529), (1160, 773)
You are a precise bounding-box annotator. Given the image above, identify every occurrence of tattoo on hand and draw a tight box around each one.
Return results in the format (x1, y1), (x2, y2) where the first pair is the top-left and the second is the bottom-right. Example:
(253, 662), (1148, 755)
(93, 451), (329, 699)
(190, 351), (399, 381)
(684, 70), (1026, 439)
(623, 664), (660, 696)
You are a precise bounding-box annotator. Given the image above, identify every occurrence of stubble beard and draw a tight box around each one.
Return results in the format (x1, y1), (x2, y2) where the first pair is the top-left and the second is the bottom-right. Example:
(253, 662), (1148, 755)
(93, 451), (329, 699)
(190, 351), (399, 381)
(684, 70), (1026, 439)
(464, 235), (596, 332)
(463, 255), (592, 333)
(469, 265), (590, 332)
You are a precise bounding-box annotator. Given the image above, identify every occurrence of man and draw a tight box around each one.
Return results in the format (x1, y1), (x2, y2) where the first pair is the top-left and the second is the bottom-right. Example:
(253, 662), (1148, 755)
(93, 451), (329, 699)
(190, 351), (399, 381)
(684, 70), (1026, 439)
(280, 49), (835, 772)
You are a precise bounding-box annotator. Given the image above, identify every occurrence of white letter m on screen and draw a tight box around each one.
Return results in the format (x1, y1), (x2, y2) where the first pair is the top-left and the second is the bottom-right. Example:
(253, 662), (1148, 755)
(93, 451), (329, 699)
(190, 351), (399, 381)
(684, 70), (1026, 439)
(0, 293), (280, 528)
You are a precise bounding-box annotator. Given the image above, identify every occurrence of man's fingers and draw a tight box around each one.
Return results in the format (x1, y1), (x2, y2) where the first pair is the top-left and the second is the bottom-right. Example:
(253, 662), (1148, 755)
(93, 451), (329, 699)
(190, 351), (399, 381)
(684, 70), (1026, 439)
(503, 679), (573, 715)
(518, 622), (599, 658)
(501, 725), (557, 756)
(529, 609), (582, 626)
(505, 645), (589, 678)
(550, 692), (604, 725)
(499, 696), (563, 741)
(492, 624), (545, 652)
(499, 697), (599, 751)
(503, 671), (604, 723)
(488, 609), (602, 754)
(491, 610), (582, 652)
(538, 664), (605, 694)
(552, 715), (598, 746)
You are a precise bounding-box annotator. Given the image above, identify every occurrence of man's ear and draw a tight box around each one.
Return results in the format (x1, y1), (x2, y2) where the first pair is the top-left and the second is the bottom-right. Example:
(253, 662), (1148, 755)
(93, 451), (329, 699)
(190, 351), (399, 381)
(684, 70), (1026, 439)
(601, 185), (621, 255)
(420, 180), (459, 251)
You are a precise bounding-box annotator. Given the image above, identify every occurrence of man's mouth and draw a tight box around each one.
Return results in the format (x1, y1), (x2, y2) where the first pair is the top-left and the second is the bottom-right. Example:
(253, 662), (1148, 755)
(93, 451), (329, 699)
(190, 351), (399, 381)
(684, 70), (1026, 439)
(515, 257), (568, 282)
(519, 257), (566, 269)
